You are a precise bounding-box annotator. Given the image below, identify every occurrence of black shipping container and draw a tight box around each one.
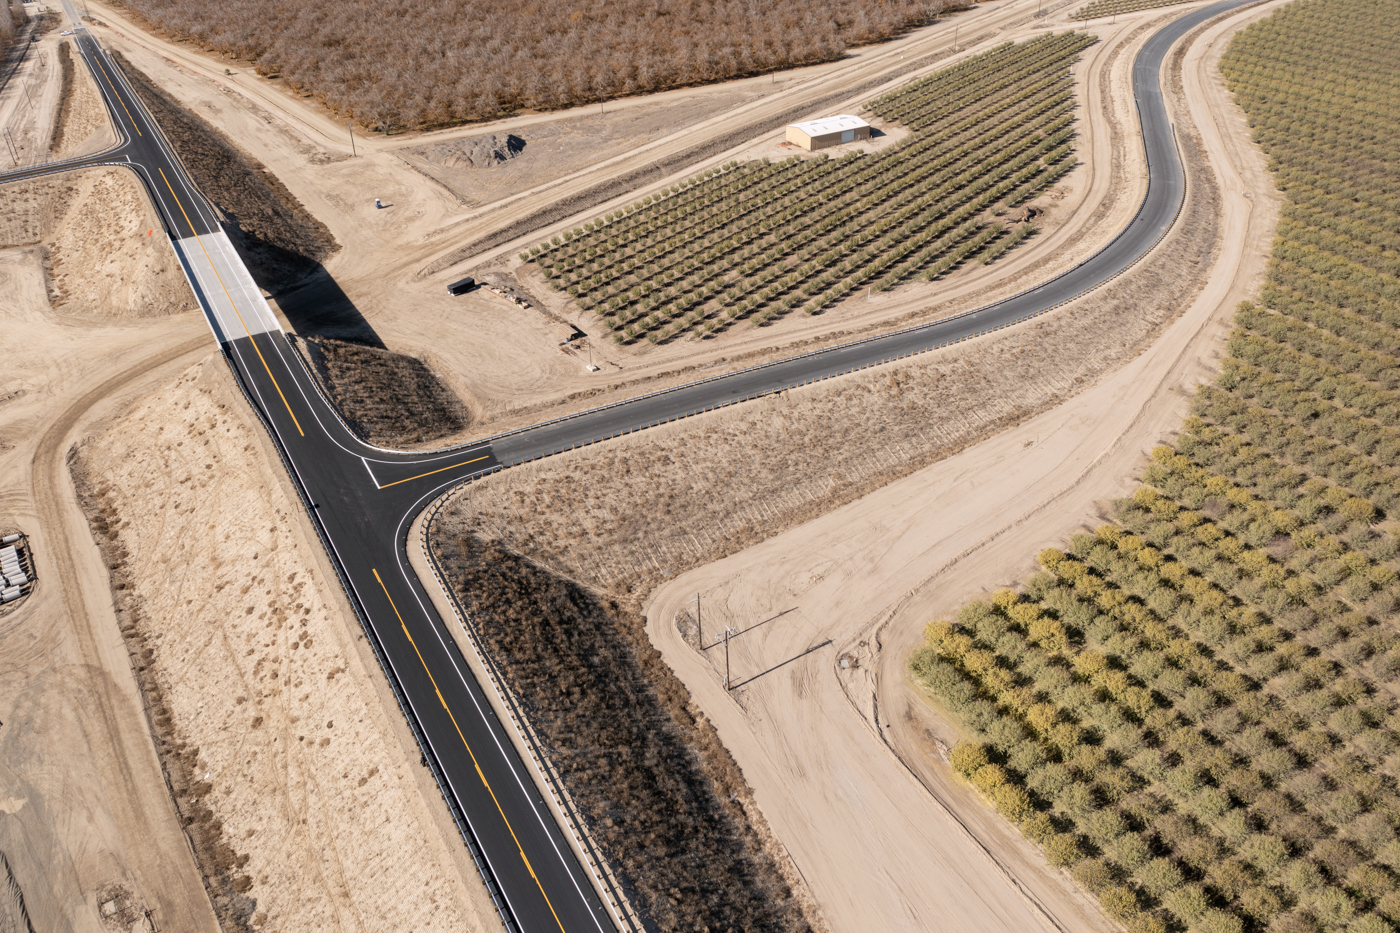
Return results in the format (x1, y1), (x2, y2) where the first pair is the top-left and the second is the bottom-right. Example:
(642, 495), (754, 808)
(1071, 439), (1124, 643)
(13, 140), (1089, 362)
(447, 276), (476, 296)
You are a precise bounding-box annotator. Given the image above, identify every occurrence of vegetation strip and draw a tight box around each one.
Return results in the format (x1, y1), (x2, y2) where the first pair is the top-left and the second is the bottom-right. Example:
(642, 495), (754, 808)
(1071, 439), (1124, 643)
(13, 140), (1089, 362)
(912, 4), (1400, 932)
(1071, 0), (1194, 20)
(522, 34), (1093, 345)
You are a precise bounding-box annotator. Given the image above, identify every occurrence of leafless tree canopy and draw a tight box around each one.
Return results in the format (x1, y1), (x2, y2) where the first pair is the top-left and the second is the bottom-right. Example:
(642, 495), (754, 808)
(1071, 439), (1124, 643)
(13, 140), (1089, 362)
(113, 0), (954, 128)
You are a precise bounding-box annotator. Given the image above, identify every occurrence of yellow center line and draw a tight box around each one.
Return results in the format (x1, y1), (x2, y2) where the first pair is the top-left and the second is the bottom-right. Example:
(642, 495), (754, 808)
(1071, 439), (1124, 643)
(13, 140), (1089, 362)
(157, 168), (304, 437)
(371, 569), (568, 933)
(376, 455), (489, 489)
(94, 58), (141, 136)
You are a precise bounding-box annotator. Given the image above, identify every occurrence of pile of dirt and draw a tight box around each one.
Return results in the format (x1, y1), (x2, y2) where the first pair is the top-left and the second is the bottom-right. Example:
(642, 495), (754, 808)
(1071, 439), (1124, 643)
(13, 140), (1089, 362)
(70, 355), (491, 933)
(299, 336), (470, 447)
(434, 534), (814, 933)
(417, 133), (526, 170)
(111, 51), (337, 291)
(0, 168), (194, 318)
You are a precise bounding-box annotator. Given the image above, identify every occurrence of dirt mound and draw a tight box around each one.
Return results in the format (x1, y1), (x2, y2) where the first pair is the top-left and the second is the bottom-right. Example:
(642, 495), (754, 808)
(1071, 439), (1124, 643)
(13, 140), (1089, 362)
(111, 51), (337, 291)
(418, 133), (526, 170)
(0, 168), (195, 318)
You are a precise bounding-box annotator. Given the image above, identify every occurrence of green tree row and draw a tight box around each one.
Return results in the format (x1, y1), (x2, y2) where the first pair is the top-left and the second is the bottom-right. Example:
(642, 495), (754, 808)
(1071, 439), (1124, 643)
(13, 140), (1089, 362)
(913, 2), (1400, 931)
(521, 33), (1094, 344)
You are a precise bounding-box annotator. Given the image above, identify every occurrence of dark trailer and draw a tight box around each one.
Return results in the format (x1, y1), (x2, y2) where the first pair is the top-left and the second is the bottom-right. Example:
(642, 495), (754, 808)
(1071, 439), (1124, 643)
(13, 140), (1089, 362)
(447, 276), (475, 296)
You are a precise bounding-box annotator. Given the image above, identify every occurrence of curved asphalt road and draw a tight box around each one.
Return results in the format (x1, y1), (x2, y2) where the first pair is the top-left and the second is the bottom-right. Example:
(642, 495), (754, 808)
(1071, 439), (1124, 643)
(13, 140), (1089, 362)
(2, 1), (1255, 930)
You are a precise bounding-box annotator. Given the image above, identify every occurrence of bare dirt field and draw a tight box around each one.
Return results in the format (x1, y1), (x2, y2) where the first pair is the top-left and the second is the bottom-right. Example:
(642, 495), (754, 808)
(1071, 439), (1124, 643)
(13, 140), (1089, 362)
(70, 355), (501, 933)
(0, 25), (114, 169)
(81, 0), (1153, 442)
(0, 204), (218, 932)
(433, 2), (1284, 930)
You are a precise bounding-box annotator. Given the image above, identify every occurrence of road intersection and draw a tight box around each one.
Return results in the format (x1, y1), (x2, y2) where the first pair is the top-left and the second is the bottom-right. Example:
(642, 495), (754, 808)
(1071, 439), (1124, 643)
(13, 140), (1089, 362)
(0, 1), (1257, 929)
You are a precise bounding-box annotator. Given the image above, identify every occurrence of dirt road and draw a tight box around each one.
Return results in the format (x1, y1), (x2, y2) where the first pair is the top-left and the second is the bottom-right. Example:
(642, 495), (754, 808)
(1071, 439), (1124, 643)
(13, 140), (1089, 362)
(0, 240), (218, 932)
(642, 4), (1286, 932)
(83, 0), (1175, 444)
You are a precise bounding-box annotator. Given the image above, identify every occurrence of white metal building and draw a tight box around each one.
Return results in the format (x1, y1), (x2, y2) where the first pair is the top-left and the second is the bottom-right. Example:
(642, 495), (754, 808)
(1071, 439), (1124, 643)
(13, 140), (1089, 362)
(785, 115), (872, 151)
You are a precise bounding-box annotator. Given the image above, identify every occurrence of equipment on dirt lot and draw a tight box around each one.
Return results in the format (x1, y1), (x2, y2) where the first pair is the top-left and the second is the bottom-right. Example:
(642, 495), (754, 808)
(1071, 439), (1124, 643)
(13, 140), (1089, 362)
(375, 198), (382, 209)
(447, 276), (476, 296)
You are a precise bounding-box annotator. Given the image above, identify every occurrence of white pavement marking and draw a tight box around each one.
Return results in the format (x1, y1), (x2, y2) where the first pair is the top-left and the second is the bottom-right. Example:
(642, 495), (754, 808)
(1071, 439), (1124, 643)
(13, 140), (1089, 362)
(175, 231), (281, 342)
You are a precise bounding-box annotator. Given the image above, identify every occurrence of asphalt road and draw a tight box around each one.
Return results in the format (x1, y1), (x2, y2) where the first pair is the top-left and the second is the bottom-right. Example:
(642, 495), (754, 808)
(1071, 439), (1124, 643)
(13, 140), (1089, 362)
(1, 1), (1256, 929)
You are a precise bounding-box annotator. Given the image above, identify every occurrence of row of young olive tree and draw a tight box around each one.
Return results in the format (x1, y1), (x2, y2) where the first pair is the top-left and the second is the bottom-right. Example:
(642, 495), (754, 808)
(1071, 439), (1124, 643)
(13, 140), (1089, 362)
(523, 34), (1091, 344)
(914, 2), (1400, 931)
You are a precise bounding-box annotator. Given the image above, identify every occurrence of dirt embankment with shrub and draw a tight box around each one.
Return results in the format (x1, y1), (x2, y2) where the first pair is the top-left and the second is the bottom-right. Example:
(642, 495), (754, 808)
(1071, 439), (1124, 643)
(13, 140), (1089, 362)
(432, 533), (819, 933)
(112, 49), (337, 291)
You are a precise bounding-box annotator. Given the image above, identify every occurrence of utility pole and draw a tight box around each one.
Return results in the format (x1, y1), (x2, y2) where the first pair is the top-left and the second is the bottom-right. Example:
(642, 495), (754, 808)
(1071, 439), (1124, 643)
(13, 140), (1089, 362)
(690, 593), (706, 646)
(348, 122), (356, 157)
(723, 626), (736, 690)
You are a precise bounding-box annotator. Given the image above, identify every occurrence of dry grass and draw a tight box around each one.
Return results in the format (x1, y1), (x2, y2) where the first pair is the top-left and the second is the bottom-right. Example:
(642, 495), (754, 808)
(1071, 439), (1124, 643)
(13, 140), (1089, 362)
(112, 50), (337, 290)
(433, 535), (813, 933)
(297, 336), (469, 447)
(47, 40), (74, 153)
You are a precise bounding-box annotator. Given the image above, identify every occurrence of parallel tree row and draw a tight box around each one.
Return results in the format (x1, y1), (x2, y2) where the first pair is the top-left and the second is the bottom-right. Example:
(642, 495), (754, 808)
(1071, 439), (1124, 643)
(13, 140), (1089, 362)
(524, 33), (1094, 344)
(1070, 0), (1191, 21)
(914, 3), (1400, 931)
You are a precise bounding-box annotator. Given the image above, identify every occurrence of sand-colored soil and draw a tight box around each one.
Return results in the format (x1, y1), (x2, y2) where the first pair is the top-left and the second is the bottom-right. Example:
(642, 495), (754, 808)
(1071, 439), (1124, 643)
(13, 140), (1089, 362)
(0, 241), (217, 932)
(82, 0), (1153, 443)
(71, 353), (502, 933)
(0, 30), (114, 168)
(1, 168), (194, 318)
(436, 2), (1285, 930)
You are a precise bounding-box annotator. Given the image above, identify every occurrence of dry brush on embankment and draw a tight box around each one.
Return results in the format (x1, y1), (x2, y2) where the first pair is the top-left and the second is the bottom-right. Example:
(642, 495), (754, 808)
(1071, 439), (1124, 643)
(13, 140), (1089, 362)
(433, 534), (815, 933)
(112, 50), (337, 290)
(294, 336), (471, 447)
(911, 4), (1400, 933)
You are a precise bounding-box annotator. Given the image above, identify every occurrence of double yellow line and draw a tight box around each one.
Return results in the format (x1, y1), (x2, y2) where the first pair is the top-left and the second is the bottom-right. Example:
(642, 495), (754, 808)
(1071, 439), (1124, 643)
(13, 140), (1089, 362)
(372, 569), (568, 933)
(377, 455), (489, 489)
(157, 168), (304, 436)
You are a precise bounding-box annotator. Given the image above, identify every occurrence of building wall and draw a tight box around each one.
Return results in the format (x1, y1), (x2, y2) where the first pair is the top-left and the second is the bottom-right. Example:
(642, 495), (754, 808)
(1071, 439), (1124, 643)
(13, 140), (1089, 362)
(785, 125), (871, 151)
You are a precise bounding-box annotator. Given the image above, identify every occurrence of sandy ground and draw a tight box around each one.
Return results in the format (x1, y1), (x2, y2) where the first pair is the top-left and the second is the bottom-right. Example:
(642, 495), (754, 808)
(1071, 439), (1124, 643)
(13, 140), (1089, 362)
(0, 27), (114, 169)
(640, 3), (1289, 932)
(0, 223), (219, 931)
(73, 355), (501, 933)
(1, 168), (194, 317)
(80, 0), (1171, 442)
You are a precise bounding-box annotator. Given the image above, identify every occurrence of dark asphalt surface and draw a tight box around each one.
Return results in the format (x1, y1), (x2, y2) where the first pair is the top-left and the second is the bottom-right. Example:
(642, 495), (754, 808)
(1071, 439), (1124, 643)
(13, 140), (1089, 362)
(2, 2), (1255, 929)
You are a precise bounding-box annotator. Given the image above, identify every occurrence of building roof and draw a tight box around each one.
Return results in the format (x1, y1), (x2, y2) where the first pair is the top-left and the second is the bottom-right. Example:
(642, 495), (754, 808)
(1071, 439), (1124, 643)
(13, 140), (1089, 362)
(787, 114), (870, 137)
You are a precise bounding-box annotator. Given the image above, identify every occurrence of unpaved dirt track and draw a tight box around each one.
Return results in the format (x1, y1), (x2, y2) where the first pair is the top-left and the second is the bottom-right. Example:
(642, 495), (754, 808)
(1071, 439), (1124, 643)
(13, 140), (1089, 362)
(643, 3), (1286, 932)
(0, 239), (218, 932)
(80, 0), (1150, 442)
